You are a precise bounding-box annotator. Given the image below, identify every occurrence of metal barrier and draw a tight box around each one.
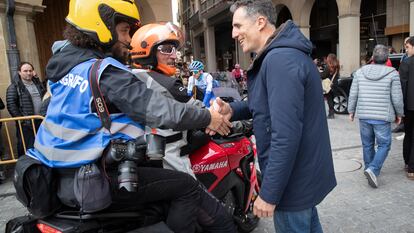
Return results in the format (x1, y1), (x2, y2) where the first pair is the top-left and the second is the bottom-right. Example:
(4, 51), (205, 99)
(0, 115), (44, 165)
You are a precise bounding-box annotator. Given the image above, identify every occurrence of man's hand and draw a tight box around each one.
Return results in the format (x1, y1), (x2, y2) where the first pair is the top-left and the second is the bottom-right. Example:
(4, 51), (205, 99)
(349, 113), (354, 121)
(206, 107), (232, 136)
(396, 116), (402, 125)
(253, 196), (276, 218)
(212, 97), (233, 121)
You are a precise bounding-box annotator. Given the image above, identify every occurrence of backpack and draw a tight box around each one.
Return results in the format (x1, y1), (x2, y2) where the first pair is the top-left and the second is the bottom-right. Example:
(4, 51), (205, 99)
(14, 155), (61, 218)
(5, 215), (38, 233)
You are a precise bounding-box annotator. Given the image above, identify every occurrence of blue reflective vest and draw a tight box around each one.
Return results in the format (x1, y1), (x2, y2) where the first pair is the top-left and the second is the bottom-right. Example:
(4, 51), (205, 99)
(27, 58), (144, 168)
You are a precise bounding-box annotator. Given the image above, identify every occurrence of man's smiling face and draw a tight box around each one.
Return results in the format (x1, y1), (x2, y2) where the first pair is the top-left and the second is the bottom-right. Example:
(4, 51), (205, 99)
(232, 7), (261, 53)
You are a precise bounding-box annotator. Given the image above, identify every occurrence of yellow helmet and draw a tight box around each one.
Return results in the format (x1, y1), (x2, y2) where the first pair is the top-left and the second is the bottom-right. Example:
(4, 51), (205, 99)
(66, 0), (140, 47)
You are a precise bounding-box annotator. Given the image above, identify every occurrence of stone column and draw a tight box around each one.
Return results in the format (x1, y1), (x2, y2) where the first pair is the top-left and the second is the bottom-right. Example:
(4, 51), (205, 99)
(338, 13), (360, 77)
(0, 1), (43, 119)
(0, 1), (43, 88)
(204, 25), (217, 72)
(14, 15), (40, 70)
(0, 10), (10, 93)
(410, 0), (414, 36)
(192, 35), (201, 59)
(298, 25), (310, 39)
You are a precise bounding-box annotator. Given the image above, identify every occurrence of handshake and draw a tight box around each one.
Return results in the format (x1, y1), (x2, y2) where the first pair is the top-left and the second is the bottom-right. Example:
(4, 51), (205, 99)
(206, 98), (234, 136)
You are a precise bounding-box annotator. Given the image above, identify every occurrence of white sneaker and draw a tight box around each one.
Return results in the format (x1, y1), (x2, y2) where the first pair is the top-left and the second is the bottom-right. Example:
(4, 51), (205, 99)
(364, 168), (378, 188)
(396, 133), (405, 140)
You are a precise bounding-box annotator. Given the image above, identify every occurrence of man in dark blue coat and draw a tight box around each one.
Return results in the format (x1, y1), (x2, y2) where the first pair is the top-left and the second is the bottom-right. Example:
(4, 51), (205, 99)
(214, 1), (337, 232)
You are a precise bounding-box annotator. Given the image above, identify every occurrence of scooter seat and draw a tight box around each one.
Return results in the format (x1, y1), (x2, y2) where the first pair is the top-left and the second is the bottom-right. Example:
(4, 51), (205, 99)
(212, 133), (245, 144)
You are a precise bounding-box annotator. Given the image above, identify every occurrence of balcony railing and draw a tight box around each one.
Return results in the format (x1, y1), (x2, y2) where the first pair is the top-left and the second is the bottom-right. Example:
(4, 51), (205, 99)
(188, 11), (202, 29)
(200, 0), (234, 18)
(181, 8), (191, 24)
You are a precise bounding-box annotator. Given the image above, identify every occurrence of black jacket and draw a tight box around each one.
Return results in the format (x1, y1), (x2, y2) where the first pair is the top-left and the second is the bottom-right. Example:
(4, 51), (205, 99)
(0, 97), (5, 110)
(399, 56), (414, 111)
(6, 76), (45, 117)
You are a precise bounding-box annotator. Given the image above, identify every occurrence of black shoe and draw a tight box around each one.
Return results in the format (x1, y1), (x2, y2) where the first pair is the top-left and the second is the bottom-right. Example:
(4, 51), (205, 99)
(327, 114), (334, 119)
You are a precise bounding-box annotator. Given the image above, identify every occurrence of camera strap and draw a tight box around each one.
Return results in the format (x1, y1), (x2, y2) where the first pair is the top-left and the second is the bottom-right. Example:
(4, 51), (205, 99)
(89, 59), (112, 133)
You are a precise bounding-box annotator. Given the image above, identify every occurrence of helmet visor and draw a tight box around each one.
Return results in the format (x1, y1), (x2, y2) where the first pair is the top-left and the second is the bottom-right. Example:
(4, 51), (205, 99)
(157, 44), (177, 55)
(164, 22), (185, 49)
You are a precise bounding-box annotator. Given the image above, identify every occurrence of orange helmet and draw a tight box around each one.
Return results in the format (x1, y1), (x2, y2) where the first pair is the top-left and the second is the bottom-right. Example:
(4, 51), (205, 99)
(130, 22), (184, 68)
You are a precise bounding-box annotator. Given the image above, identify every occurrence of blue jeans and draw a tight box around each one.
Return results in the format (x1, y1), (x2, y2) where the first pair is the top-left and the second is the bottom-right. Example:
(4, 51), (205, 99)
(274, 207), (323, 233)
(359, 120), (391, 176)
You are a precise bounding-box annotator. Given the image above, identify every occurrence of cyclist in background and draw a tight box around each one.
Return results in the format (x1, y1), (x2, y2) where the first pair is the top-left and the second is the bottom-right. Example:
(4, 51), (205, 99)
(187, 61), (218, 108)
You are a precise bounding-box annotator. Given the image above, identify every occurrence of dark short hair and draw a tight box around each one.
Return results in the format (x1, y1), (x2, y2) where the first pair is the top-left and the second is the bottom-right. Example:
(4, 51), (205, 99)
(230, 0), (277, 26)
(372, 44), (389, 65)
(406, 36), (414, 47)
(18, 62), (34, 72)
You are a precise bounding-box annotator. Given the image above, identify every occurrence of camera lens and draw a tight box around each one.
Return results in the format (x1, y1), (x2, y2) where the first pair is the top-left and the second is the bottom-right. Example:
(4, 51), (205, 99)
(118, 161), (138, 192)
(146, 134), (166, 159)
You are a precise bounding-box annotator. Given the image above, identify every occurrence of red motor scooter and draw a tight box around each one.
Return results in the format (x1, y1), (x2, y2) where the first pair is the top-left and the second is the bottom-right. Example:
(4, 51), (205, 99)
(189, 121), (261, 233)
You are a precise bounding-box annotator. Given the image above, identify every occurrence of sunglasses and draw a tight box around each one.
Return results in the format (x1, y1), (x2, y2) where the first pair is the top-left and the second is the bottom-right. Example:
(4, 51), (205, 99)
(157, 44), (177, 55)
(191, 70), (199, 75)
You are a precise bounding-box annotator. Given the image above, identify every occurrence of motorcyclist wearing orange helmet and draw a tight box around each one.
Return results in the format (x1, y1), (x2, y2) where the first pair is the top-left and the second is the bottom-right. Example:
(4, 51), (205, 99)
(131, 22), (201, 176)
(130, 22), (236, 233)
(21, 1), (231, 232)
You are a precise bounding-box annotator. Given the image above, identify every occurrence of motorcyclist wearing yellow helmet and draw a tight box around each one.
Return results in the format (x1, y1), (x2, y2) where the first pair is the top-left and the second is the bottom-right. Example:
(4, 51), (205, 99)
(24, 1), (231, 232)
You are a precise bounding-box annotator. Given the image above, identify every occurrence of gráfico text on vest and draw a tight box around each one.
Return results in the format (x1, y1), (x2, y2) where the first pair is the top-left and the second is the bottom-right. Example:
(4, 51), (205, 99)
(59, 73), (89, 93)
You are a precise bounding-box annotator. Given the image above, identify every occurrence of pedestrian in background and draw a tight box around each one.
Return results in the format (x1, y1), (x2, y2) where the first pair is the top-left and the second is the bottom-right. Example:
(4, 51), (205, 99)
(6, 62), (45, 156)
(320, 53), (340, 119)
(393, 37), (413, 136)
(348, 44), (404, 187)
(215, 1), (337, 232)
(400, 36), (411, 62)
(399, 36), (414, 179)
(231, 63), (243, 84)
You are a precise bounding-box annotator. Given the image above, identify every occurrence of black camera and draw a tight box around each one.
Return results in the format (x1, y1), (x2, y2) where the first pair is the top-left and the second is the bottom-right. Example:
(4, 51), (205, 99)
(105, 138), (147, 164)
(105, 134), (166, 192)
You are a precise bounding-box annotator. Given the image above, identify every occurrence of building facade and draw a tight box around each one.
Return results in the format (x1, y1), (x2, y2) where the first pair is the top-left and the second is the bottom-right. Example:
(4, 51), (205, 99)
(0, 0), (173, 115)
(179, 0), (414, 77)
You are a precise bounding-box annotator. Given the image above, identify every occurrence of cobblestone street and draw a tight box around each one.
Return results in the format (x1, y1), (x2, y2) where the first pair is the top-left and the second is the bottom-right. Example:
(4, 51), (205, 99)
(1, 113), (414, 232)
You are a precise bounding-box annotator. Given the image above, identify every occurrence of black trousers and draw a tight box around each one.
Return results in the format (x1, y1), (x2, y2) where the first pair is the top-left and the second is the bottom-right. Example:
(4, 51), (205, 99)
(16, 119), (42, 157)
(325, 87), (337, 115)
(110, 167), (201, 233)
(197, 184), (236, 233)
(112, 167), (235, 233)
(403, 111), (414, 172)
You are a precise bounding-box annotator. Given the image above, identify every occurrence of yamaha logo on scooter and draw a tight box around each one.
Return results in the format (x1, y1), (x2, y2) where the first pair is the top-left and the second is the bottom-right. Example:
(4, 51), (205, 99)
(192, 161), (228, 173)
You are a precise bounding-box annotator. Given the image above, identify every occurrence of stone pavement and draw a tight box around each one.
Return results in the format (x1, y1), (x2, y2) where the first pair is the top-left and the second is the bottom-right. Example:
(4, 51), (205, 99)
(1, 113), (414, 232)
